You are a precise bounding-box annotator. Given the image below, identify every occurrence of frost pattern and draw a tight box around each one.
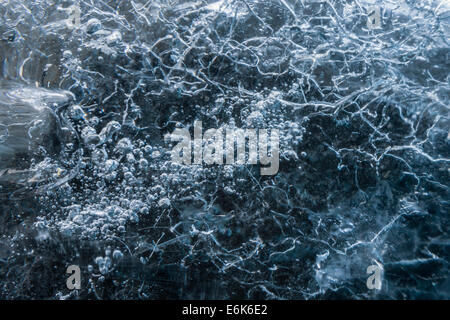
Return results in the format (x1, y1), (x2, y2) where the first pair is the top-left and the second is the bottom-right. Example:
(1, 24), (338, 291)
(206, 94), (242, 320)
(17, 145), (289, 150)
(0, 0), (448, 299)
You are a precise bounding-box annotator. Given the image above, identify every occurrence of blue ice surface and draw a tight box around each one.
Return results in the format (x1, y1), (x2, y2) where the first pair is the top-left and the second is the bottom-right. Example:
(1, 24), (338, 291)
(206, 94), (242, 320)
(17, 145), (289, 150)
(0, 0), (448, 299)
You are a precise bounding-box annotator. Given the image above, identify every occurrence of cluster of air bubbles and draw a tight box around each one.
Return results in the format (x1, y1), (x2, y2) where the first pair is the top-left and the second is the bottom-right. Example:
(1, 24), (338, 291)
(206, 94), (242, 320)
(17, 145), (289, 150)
(0, 0), (448, 299)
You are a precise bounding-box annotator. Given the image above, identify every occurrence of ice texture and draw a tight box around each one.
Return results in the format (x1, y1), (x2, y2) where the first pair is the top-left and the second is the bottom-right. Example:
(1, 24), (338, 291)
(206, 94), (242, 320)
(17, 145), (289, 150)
(0, 0), (448, 299)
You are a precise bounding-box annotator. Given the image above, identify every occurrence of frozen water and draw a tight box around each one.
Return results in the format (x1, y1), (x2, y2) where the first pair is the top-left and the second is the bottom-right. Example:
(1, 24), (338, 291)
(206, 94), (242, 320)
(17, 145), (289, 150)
(0, 0), (448, 299)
